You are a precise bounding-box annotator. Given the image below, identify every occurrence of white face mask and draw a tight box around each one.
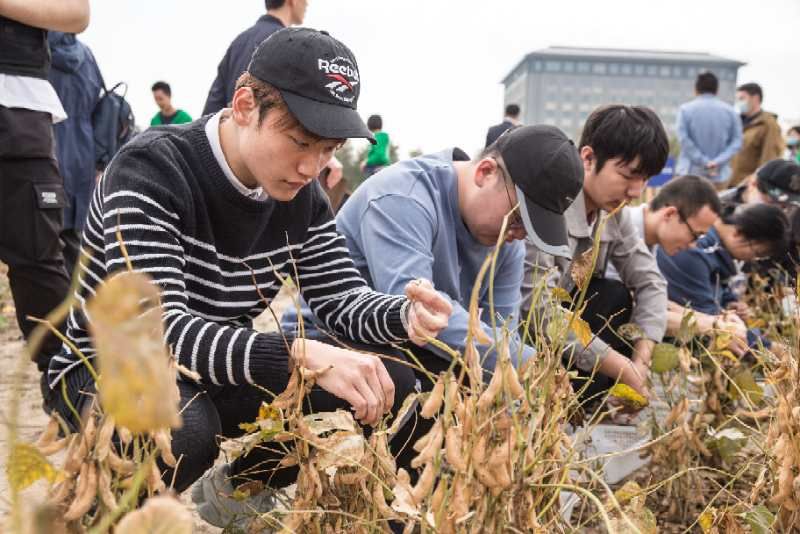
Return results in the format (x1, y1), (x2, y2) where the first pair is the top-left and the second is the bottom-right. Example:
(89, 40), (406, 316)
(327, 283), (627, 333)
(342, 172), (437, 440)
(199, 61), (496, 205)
(735, 99), (750, 115)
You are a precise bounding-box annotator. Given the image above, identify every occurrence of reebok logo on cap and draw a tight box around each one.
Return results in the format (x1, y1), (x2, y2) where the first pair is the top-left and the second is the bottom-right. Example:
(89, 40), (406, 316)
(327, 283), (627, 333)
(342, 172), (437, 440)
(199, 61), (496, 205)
(318, 57), (359, 103)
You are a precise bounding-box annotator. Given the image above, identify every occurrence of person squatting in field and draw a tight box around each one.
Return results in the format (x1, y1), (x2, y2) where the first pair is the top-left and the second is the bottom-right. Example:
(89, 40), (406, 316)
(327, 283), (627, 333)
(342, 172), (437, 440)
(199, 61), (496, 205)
(42, 27), (454, 528)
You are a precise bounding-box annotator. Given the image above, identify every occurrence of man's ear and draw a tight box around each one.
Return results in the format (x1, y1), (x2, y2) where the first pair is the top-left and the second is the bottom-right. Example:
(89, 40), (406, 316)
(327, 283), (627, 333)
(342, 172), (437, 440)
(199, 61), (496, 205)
(662, 205), (678, 220)
(473, 157), (497, 188)
(579, 145), (595, 175)
(230, 87), (257, 127)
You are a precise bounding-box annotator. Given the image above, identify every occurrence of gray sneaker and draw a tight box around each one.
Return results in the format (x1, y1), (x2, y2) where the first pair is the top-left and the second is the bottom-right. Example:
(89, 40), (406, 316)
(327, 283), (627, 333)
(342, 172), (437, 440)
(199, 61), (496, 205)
(191, 463), (277, 531)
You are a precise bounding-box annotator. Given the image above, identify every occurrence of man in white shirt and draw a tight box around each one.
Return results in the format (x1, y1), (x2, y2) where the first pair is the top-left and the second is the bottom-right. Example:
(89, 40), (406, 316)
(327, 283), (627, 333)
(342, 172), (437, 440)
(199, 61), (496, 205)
(606, 174), (721, 281)
(0, 0), (89, 374)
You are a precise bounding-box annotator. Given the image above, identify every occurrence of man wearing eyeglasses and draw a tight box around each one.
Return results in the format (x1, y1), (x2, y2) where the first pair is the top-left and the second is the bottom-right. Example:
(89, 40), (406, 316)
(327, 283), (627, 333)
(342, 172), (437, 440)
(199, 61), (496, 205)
(605, 175), (721, 282)
(285, 125), (584, 385)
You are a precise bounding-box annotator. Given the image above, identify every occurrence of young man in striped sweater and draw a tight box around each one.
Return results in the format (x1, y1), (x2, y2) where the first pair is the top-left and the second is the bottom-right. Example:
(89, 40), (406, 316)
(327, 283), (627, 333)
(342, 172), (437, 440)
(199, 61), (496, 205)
(42, 27), (451, 525)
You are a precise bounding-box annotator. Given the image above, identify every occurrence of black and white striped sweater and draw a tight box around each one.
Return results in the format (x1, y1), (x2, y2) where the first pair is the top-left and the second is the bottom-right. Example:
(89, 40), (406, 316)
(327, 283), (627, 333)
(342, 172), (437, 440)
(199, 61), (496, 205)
(47, 117), (409, 395)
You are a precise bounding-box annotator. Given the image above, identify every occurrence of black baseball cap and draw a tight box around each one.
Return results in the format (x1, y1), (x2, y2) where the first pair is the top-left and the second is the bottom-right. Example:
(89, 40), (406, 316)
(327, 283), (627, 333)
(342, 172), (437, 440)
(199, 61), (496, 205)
(757, 159), (800, 205)
(495, 125), (583, 258)
(247, 27), (375, 144)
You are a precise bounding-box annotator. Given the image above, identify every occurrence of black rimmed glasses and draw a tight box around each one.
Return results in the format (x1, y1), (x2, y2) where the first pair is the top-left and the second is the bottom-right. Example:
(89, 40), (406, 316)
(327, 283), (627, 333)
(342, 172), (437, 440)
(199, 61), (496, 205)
(492, 158), (525, 230)
(678, 210), (705, 243)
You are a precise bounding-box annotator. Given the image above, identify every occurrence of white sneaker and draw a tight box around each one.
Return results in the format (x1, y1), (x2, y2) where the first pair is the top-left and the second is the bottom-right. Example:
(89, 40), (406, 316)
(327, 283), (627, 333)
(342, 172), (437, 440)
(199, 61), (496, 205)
(191, 463), (277, 530)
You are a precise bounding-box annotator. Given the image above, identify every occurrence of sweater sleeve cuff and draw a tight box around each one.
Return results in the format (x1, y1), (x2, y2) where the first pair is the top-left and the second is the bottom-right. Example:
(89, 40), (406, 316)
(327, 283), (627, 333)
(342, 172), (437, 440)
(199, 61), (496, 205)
(387, 299), (410, 340)
(247, 332), (296, 397)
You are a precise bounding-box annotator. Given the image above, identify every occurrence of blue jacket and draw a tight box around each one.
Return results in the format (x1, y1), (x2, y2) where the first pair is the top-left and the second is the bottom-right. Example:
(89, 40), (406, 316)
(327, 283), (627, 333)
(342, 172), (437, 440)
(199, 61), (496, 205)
(284, 149), (535, 370)
(675, 94), (742, 184)
(657, 228), (767, 347)
(203, 15), (285, 115)
(48, 32), (103, 231)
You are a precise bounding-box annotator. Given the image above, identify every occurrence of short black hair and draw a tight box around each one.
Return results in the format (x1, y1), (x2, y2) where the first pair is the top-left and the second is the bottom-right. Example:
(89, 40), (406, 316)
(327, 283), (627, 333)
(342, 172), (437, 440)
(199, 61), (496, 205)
(265, 0), (286, 9)
(737, 82), (763, 102)
(789, 125), (800, 136)
(695, 71), (718, 95)
(579, 105), (669, 178)
(151, 81), (171, 96)
(367, 114), (383, 131)
(650, 174), (722, 217)
(722, 203), (789, 258)
(505, 104), (520, 117)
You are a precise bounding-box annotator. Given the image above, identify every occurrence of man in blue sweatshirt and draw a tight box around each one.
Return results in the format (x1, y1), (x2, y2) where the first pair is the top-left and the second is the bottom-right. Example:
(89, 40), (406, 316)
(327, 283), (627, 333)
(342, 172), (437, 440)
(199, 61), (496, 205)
(327, 126), (584, 380)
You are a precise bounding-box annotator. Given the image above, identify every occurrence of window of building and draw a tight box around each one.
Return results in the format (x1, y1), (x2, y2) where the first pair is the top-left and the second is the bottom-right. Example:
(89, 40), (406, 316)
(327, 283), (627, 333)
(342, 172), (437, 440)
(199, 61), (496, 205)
(592, 62), (607, 74)
(673, 66), (683, 77)
(647, 65), (657, 76)
(577, 62), (590, 73)
(609, 63), (620, 74)
(634, 64), (645, 75)
(621, 63), (632, 75)
(561, 118), (573, 128)
(545, 101), (558, 111)
(534, 60), (542, 71)
(562, 102), (574, 111)
(564, 61), (575, 73)
(545, 61), (561, 72)
(659, 66), (671, 77)
(544, 116), (557, 126)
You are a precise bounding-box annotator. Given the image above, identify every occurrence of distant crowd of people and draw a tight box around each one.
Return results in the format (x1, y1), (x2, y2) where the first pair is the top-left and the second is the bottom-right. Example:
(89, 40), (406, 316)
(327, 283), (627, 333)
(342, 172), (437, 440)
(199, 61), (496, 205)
(2, 0), (799, 530)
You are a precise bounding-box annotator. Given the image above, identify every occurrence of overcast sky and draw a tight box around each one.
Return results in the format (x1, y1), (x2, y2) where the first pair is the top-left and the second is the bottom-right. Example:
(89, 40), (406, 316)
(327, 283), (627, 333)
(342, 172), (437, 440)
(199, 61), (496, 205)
(80, 0), (800, 158)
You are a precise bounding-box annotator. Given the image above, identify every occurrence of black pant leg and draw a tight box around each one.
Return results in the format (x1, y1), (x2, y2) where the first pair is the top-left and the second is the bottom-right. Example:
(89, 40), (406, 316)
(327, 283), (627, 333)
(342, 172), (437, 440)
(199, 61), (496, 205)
(0, 106), (70, 371)
(572, 277), (634, 401)
(61, 227), (81, 278)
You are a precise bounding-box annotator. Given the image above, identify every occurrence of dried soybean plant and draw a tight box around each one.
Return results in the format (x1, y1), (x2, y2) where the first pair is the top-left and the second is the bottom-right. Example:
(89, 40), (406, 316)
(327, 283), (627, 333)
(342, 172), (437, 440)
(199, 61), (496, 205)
(749, 332), (800, 530)
(6, 260), (187, 532)
(229, 212), (629, 533)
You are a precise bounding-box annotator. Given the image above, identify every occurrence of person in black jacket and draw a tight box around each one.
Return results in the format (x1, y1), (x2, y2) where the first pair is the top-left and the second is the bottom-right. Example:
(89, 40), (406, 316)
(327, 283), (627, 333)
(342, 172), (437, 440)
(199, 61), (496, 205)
(203, 0), (307, 115)
(485, 103), (521, 147)
(0, 0), (89, 375)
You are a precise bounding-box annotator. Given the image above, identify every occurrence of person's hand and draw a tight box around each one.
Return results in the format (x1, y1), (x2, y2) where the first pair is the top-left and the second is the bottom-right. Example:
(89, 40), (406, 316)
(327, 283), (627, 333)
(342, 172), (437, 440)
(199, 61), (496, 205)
(726, 301), (751, 321)
(291, 339), (394, 426)
(705, 161), (719, 177)
(601, 351), (650, 416)
(607, 359), (651, 423)
(404, 279), (453, 346)
(631, 338), (655, 368)
(715, 316), (749, 357)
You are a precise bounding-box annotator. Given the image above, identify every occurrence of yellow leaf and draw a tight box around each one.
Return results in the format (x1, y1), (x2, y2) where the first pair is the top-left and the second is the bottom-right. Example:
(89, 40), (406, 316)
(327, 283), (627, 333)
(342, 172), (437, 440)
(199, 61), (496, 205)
(608, 383), (649, 410)
(613, 480), (644, 506)
(651, 343), (680, 374)
(568, 312), (593, 346)
(551, 287), (572, 303)
(716, 350), (738, 363)
(699, 509), (716, 533)
(729, 369), (763, 404)
(713, 331), (732, 351)
(6, 443), (57, 491)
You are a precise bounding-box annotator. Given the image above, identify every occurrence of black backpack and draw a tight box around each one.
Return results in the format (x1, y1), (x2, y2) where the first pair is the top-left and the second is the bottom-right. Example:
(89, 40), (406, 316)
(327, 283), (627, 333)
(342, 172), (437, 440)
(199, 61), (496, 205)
(92, 82), (136, 170)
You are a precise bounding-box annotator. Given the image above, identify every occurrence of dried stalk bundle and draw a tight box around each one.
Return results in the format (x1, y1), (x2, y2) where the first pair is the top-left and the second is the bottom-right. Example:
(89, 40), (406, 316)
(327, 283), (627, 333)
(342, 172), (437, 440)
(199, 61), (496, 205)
(86, 271), (181, 433)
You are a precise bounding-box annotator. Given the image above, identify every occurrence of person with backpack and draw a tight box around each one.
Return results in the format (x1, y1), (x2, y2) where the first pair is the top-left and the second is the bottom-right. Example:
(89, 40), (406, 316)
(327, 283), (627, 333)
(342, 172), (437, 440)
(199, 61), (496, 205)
(48, 31), (104, 274)
(149, 81), (192, 126)
(42, 28), (452, 528)
(0, 0), (90, 376)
